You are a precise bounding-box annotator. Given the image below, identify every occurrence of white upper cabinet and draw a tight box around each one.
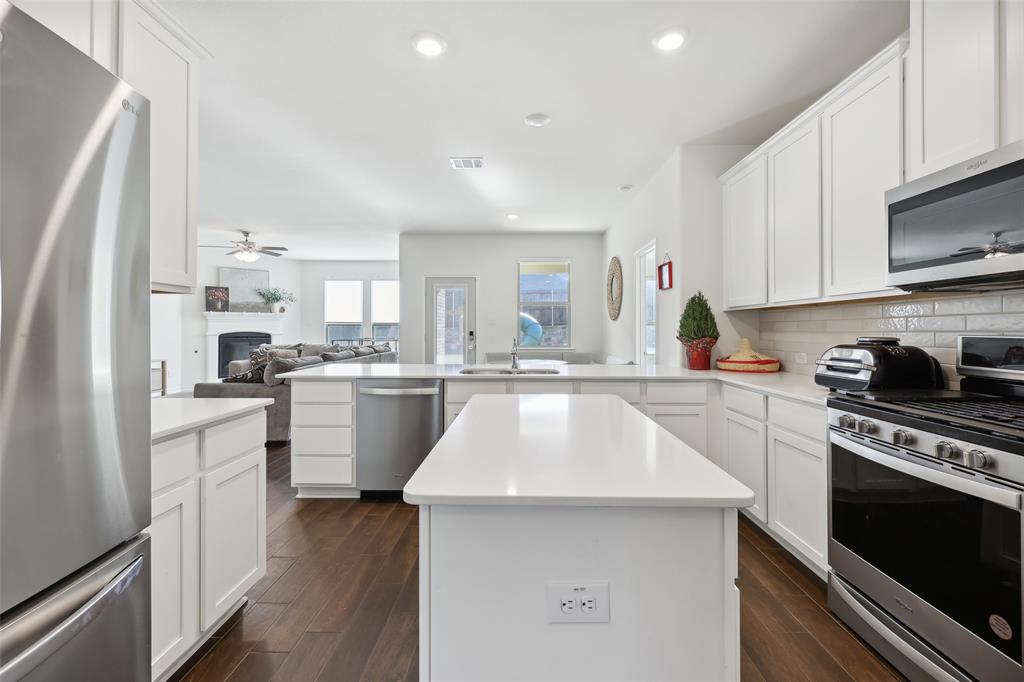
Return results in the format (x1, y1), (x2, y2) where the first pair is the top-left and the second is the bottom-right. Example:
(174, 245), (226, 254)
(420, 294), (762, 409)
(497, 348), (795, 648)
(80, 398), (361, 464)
(10, 0), (118, 72)
(821, 50), (902, 297)
(722, 155), (768, 308)
(120, 0), (202, 293)
(907, 0), (999, 180)
(1004, 0), (1024, 144)
(767, 117), (821, 304)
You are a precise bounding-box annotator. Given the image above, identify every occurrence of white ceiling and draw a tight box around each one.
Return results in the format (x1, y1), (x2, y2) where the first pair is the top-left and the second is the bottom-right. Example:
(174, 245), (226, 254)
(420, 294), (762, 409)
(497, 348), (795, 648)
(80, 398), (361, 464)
(169, 0), (908, 260)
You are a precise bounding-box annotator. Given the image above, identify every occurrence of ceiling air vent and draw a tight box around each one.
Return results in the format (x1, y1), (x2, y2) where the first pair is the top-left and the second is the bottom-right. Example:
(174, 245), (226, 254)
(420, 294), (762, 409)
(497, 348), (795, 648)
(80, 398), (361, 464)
(449, 157), (483, 169)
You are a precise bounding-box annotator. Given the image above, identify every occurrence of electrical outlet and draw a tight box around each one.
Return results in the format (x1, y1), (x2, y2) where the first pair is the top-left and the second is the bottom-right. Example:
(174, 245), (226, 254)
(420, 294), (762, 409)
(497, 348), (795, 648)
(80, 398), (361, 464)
(795, 352), (808, 365)
(546, 581), (609, 623)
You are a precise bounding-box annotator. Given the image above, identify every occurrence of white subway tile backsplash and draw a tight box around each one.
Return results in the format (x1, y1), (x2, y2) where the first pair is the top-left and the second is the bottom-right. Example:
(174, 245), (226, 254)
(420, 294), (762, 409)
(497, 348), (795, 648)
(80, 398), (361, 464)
(932, 296), (1002, 315)
(756, 289), (1024, 379)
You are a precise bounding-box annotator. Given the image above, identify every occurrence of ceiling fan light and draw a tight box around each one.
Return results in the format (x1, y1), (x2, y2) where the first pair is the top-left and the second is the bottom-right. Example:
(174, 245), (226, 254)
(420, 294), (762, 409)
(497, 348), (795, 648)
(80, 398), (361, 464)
(235, 250), (260, 263)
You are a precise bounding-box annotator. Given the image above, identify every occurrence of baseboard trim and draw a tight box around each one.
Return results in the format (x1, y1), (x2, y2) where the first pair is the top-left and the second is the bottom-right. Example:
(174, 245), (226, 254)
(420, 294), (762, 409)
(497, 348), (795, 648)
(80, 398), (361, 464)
(296, 486), (360, 499)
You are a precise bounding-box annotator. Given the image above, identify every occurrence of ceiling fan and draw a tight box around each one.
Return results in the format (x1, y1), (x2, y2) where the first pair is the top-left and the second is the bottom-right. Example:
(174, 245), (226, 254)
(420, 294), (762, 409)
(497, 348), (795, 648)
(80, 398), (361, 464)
(950, 232), (1024, 259)
(225, 231), (288, 262)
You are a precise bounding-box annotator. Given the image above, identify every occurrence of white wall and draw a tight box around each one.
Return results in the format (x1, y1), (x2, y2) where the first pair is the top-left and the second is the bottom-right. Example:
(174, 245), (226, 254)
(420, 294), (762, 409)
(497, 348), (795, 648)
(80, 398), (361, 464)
(179, 248), (303, 389)
(298, 260), (399, 342)
(603, 145), (758, 367)
(150, 293), (183, 393)
(399, 233), (605, 363)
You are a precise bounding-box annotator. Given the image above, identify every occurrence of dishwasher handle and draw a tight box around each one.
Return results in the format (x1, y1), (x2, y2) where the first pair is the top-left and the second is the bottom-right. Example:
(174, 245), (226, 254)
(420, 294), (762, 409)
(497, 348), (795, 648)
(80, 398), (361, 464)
(359, 387), (440, 396)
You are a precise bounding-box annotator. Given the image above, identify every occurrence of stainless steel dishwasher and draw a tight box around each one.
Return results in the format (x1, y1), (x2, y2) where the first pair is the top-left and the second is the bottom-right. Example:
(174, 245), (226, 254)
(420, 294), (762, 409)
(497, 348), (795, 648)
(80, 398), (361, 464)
(356, 379), (444, 495)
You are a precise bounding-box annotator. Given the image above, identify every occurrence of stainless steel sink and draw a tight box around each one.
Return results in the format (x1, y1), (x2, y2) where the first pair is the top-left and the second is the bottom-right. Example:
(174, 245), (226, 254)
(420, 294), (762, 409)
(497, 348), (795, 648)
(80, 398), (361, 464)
(458, 368), (561, 375)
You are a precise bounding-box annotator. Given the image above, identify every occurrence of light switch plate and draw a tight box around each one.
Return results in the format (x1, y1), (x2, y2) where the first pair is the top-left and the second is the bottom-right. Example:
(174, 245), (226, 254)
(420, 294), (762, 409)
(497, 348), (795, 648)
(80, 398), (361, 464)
(795, 352), (808, 365)
(546, 581), (609, 623)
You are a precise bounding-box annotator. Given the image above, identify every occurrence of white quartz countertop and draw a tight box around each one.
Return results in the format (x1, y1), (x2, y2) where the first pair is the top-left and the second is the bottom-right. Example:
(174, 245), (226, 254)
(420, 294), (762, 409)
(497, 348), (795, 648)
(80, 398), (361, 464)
(151, 397), (273, 442)
(403, 394), (756, 508)
(278, 362), (829, 406)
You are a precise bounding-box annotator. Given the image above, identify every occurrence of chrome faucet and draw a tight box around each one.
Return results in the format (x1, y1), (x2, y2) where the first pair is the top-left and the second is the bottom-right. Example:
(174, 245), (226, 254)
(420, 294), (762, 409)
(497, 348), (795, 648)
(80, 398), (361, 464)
(511, 337), (520, 370)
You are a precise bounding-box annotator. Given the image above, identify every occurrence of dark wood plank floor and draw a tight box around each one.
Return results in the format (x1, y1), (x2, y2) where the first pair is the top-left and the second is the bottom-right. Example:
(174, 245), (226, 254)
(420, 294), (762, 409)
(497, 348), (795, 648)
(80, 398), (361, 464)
(181, 445), (903, 682)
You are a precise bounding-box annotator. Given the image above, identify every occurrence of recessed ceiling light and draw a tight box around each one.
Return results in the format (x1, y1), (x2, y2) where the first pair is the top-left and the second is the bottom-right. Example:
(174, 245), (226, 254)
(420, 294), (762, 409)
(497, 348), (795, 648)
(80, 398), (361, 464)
(506, 212), (520, 221)
(618, 184), (634, 193)
(413, 32), (447, 57)
(524, 112), (551, 128)
(653, 29), (687, 52)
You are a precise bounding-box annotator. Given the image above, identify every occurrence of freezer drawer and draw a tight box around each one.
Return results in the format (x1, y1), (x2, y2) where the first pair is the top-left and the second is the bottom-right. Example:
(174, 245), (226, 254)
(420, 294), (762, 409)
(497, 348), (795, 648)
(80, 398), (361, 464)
(0, 535), (150, 681)
(356, 379), (443, 492)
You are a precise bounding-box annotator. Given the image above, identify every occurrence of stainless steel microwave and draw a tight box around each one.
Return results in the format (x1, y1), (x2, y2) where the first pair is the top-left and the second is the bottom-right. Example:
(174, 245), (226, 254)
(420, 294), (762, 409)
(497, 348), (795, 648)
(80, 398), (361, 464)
(885, 140), (1024, 292)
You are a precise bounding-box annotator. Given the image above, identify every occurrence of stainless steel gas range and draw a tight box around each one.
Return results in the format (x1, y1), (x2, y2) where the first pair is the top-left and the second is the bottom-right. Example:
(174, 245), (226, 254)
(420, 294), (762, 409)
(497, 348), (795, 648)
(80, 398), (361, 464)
(822, 336), (1023, 682)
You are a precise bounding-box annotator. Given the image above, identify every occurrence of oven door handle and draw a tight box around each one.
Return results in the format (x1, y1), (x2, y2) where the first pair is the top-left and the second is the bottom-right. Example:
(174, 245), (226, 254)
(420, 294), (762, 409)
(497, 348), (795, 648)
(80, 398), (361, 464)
(831, 433), (1022, 510)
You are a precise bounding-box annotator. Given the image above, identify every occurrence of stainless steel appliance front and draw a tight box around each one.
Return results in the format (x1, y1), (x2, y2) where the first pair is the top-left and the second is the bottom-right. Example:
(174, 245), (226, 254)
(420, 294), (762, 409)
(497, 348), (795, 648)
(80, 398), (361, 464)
(0, 0), (151, 614)
(885, 140), (1024, 292)
(356, 379), (443, 492)
(827, 418), (1023, 681)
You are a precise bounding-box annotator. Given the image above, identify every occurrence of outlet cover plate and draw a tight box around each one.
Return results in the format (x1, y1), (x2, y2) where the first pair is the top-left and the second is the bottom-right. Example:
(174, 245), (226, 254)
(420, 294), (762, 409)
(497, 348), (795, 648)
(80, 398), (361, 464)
(546, 581), (609, 623)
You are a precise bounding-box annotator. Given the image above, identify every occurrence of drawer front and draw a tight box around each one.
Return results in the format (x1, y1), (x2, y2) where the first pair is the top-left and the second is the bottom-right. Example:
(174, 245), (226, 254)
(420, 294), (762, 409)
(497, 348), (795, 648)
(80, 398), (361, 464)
(152, 432), (199, 492)
(579, 382), (642, 404)
(645, 382), (708, 405)
(768, 397), (826, 441)
(722, 384), (766, 420)
(445, 380), (507, 404)
(292, 403), (353, 427)
(511, 381), (575, 394)
(293, 381), (353, 404)
(292, 427), (353, 456)
(291, 455), (354, 486)
(203, 411), (267, 470)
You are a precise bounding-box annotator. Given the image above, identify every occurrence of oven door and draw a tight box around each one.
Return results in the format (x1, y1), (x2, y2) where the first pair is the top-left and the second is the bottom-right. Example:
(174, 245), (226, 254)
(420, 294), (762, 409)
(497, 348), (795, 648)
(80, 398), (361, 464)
(885, 142), (1024, 291)
(829, 431), (1023, 681)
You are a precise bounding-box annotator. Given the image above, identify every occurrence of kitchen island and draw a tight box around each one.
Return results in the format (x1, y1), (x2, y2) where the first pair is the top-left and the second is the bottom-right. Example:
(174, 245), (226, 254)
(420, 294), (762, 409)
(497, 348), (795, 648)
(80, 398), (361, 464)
(404, 393), (754, 681)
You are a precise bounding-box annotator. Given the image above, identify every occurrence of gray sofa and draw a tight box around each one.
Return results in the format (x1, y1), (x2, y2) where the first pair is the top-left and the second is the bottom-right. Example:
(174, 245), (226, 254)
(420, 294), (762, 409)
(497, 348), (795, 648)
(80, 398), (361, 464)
(193, 343), (396, 444)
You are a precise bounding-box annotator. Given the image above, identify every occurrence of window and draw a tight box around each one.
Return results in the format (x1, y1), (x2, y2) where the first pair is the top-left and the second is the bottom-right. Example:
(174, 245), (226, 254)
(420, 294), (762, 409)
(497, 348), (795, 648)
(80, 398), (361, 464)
(517, 260), (570, 347)
(370, 281), (399, 342)
(643, 249), (657, 361)
(324, 280), (363, 343)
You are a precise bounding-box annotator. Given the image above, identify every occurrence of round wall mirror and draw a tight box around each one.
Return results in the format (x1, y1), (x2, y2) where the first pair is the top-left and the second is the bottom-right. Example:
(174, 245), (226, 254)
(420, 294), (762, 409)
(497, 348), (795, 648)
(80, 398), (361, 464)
(607, 256), (623, 320)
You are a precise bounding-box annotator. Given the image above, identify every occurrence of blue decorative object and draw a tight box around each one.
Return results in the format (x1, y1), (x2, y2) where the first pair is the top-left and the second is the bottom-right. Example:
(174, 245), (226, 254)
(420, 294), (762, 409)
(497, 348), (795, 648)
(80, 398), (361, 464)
(519, 312), (544, 346)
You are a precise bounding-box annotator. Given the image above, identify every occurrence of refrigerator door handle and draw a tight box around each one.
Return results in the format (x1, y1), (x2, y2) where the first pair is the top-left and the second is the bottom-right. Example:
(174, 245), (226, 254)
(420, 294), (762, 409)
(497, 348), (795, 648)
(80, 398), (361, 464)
(0, 556), (144, 681)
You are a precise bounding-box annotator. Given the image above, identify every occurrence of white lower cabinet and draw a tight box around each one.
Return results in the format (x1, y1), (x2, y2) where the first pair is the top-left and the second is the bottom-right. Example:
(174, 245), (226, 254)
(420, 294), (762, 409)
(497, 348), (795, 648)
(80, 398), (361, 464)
(766, 425), (827, 571)
(646, 405), (708, 456)
(149, 408), (267, 680)
(200, 449), (266, 630)
(150, 480), (198, 680)
(291, 381), (357, 493)
(723, 408), (767, 523)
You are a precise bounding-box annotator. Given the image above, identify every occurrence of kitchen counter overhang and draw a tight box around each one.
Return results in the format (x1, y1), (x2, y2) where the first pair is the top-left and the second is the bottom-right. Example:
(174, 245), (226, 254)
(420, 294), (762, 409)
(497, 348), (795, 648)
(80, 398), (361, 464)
(403, 393), (754, 508)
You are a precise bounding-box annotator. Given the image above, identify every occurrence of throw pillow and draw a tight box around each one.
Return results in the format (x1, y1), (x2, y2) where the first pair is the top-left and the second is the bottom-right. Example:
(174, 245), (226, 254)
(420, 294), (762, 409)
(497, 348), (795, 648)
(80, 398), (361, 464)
(321, 350), (357, 362)
(350, 346), (375, 357)
(264, 355), (324, 386)
(250, 347), (299, 367)
(371, 344), (391, 354)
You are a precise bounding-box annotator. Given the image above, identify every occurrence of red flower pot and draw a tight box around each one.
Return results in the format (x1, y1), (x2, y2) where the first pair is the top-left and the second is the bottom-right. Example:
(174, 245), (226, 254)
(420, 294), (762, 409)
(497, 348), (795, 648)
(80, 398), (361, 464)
(683, 338), (716, 370)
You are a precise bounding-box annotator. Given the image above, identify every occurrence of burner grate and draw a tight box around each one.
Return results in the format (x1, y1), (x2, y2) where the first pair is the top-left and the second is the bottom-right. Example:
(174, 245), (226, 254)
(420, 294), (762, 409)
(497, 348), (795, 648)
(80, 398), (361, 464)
(902, 399), (1024, 430)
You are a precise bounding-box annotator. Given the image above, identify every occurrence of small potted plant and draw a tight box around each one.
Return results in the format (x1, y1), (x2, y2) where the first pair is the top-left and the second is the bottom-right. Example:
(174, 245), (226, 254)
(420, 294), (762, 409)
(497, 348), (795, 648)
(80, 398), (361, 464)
(677, 291), (719, 370)
(255, 287), (296, 313)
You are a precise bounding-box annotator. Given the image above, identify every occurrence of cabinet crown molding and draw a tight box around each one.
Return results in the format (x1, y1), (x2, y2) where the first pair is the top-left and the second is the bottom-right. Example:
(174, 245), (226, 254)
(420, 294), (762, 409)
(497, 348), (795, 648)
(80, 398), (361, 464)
(126, 0), (212, 59)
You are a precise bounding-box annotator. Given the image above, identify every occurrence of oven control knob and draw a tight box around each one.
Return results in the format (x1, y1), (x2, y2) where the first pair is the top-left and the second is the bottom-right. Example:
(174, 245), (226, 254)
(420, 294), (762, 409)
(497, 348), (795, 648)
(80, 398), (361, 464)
(891, 429), (914, 446)
(966, 450), (993, 470)
(935, 441), (961, 460)
(855, 419), (877, 434)
(837, 414), (857, 429)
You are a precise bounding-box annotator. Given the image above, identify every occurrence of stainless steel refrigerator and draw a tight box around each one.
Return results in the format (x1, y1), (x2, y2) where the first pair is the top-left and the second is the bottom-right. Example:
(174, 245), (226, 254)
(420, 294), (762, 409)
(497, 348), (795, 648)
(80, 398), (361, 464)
(0, 3), (152, 679)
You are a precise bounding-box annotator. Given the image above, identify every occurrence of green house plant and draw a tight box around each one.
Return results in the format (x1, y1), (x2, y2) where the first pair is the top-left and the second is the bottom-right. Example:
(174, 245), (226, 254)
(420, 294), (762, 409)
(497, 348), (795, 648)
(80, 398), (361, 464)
(255, 287), (296, 313)
(677, 291), (720, 370)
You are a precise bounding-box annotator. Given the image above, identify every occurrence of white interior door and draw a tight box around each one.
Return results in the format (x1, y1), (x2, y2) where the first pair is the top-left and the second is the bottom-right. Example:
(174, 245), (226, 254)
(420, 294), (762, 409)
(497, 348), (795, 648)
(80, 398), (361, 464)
(425, 277), (477, 364)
